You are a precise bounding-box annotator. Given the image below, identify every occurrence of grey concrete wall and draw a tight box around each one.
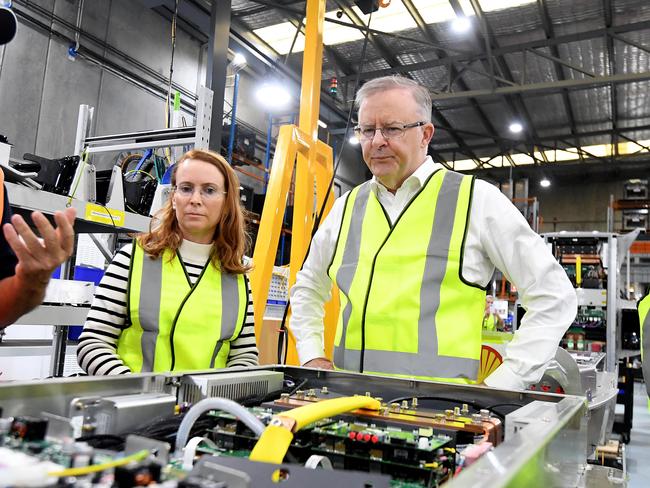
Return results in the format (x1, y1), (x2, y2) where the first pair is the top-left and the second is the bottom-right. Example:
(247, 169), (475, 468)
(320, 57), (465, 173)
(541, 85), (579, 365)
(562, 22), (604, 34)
(0, 0), (54, 160)
(536, 179), (624, 233)
(0, 0), (367, 195)
(0, 0), (201, 163)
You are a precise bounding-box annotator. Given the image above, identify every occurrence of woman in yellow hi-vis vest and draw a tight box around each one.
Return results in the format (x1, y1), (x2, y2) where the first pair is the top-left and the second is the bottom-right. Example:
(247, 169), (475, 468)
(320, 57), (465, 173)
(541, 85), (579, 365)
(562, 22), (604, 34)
(637, 294), (650, 405)
(78, 150), (258, 375)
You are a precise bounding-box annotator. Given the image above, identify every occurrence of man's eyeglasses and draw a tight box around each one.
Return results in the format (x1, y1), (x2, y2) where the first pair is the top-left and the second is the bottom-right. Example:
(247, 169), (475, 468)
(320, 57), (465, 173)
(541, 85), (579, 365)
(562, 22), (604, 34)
(353, 121), (426, 141)
(174, 183), (227, 200)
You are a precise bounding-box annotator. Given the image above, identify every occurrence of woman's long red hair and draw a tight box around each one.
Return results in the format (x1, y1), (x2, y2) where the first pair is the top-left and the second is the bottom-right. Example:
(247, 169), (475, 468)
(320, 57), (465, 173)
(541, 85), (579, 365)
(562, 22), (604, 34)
(138, 149), (251, 274)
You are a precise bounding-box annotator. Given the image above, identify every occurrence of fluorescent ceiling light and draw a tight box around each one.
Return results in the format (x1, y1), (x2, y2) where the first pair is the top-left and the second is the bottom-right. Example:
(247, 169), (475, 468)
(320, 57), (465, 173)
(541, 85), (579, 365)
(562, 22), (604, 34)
(255, 1), (536, 55)
(540, 178), (551, 188)
(349, 135), (360, 145)
(256, 81), (291, 110)
(231, 53), (247, 70)
(318, 120), (327, 129)
(509, 122), (523, 133)
(451, 16), (472, 33)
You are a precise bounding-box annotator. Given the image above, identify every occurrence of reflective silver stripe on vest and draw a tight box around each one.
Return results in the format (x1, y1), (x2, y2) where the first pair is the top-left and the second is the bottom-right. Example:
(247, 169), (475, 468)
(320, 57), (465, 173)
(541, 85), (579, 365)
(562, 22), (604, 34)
(641, 304), (650, 397)
(210, 271), (241, 367)
(139, 254), (163, 372)
(333, 182), (372, 370)
(334, 172), (479, 379)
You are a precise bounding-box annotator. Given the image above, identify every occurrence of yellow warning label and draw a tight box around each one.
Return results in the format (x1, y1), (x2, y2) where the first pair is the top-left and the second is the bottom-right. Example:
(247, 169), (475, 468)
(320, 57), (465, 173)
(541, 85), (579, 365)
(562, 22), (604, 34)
(84, 203), (125, 227)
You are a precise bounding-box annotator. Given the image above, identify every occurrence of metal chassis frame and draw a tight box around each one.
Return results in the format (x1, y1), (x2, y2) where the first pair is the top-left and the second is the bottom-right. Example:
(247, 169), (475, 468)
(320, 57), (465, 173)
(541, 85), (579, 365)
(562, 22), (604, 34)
(543, 232), (619, 373)
(0, 366), (588, 487)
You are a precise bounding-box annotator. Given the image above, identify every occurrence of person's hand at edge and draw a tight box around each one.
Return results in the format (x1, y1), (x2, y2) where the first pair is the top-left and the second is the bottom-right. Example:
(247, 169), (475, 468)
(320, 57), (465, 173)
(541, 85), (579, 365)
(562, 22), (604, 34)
(302, 357), (334, 370)
(3, 207), (76, 286)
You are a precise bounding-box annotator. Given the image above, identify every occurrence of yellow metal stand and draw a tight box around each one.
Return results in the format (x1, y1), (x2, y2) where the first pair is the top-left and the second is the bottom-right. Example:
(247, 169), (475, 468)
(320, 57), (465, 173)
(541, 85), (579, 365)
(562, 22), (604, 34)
(250, 0), (338, 365)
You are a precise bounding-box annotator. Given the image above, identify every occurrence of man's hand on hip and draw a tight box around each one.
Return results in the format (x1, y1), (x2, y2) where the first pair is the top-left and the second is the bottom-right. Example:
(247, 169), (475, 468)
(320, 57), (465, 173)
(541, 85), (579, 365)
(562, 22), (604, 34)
(303, 357), (334, 370)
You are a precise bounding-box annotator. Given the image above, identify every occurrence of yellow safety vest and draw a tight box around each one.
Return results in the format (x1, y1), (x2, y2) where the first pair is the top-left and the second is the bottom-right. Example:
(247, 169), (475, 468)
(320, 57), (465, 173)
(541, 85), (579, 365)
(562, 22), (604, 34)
(637, 294), (650, 402)
(117, 242), (248, 372)
(328, 169), (486, 382)
(483, 314), (497, 331)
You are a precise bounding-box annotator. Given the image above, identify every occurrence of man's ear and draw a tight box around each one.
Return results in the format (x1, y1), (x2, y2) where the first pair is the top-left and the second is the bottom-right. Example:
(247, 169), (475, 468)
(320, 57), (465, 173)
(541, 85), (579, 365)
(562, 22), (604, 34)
(422, 123), (435, 147)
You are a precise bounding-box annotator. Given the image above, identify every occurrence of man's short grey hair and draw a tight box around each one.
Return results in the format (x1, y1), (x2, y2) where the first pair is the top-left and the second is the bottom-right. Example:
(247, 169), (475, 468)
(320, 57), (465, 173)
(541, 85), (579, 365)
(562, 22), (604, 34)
(355, 76), (432, 123)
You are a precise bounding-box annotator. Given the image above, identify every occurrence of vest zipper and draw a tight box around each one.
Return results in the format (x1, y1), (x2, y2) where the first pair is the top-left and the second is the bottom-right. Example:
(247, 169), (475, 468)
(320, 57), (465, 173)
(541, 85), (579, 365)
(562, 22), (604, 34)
(169, 258), (209, 371)
(359, 171), (441, 373)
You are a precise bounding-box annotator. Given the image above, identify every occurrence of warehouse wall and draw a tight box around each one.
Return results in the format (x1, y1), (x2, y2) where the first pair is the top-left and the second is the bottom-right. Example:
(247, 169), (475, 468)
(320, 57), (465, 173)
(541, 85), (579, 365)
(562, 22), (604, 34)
(0, 0), (364, 193)
(536, 179), (625, 233)
(0, 0), (201, 163)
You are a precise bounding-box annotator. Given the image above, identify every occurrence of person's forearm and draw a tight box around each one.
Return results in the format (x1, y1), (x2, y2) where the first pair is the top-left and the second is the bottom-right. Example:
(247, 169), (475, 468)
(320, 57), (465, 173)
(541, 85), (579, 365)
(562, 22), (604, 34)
(290, 281), (330, 364)
(0, 276), (47, 328)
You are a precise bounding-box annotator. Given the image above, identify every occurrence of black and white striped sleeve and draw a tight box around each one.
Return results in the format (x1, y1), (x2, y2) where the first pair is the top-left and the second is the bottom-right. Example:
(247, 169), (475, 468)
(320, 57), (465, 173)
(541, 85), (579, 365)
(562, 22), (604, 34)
(226, 274), (259, 368)
(77, 243), (133, 376)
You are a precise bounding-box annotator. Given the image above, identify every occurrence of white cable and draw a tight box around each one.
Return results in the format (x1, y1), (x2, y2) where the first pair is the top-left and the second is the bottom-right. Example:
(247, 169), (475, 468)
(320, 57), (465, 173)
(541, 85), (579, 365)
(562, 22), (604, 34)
(182, 436), (218, 470)
(304, 455), (333, 470)
(175, 398), (265, 456)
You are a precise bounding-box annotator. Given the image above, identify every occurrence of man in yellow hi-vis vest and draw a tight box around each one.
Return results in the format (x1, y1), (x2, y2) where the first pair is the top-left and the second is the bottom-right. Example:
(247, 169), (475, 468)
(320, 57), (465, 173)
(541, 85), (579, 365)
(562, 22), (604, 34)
(290, 76), (577, 389)
(637, 294), (650, 404)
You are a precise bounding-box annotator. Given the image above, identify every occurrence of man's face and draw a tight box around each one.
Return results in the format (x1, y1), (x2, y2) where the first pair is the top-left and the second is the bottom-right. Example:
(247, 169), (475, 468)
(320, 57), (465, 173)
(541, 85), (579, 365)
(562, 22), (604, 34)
(357, 88), (434, 191)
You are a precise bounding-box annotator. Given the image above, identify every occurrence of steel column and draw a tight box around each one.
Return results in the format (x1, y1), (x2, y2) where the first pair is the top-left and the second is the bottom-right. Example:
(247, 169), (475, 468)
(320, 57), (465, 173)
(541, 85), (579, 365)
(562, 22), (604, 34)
(227, 72), (240, 163)
(206, 0), (232, 152)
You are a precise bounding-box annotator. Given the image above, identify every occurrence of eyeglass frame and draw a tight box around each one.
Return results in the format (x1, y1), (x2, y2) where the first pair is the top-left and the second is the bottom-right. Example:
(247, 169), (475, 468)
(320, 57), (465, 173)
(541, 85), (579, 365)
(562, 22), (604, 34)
(353, 121), (427, 141)
(173, 183), (228, 200)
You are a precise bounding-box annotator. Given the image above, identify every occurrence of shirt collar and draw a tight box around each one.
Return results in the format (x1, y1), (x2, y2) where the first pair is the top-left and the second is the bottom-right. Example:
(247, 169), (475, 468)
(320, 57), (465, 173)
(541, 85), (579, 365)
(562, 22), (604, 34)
(370, 156), (445, 193)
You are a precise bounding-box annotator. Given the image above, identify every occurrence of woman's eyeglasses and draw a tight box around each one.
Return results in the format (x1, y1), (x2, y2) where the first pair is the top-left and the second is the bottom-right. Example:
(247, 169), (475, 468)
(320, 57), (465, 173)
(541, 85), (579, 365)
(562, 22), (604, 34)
(174, 183), (227, 200)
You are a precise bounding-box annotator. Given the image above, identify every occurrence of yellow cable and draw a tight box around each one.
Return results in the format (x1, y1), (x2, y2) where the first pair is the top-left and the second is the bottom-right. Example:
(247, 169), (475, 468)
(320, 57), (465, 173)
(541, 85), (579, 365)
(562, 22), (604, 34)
(279, 395), (380, 431)
(249, 395), (380, 464)
(47, 449), (149, 477)
(249, 424), (294, 464)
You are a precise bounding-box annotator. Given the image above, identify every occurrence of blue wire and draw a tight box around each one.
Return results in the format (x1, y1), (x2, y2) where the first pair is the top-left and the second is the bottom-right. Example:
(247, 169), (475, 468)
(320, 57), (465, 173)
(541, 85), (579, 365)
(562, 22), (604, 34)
(135, 148), (153, 172)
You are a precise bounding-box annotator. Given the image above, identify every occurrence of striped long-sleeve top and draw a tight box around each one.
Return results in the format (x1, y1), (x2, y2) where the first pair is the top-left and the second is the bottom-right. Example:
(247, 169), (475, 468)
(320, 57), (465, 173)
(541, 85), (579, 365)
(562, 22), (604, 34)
(77, 240), (258, 375)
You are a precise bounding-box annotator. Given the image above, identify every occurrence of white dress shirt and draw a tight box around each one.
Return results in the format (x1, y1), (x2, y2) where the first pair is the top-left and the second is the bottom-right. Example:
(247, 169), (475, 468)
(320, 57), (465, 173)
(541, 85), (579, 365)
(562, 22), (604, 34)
(290, 157), (577, 390)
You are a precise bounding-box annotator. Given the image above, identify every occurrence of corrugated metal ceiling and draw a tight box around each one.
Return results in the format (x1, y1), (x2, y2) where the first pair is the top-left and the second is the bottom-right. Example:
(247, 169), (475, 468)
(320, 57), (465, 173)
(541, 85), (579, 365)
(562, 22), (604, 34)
(226, 0), (650, 170)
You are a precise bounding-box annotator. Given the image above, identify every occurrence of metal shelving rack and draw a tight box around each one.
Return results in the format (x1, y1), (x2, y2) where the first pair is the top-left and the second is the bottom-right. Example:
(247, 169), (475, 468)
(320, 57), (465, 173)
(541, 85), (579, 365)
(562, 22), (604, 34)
(5, 181), (150, 234)
(70, 86), (213, 203)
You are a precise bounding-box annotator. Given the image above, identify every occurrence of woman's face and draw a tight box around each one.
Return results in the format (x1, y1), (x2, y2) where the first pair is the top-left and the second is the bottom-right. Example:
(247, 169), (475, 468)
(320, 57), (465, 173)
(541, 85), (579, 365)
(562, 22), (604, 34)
(172, 158), (227, 244)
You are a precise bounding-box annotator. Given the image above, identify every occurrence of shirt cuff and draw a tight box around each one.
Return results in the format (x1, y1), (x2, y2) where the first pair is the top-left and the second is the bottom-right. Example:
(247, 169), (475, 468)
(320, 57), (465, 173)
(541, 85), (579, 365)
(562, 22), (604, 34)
(483, 362), (527, 390)
(296, 341), (326, 366)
